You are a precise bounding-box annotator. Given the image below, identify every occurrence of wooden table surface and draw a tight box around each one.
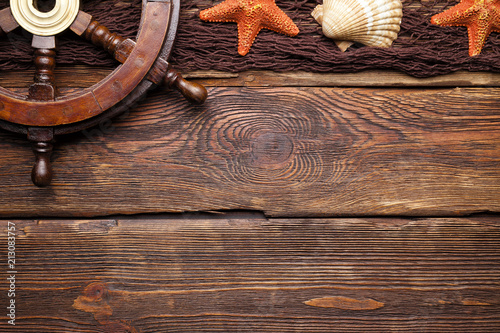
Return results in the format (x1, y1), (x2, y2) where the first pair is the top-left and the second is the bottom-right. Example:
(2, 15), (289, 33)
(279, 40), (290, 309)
(1, 65), (499, 331)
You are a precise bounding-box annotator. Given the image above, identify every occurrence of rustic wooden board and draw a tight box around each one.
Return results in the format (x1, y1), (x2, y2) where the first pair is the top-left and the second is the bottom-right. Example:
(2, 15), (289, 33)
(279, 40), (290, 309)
(185, 70), (500, 88)
(1, 216), (499, 332)
(0, 86), (499, 217)
(3, 67), (500, 88)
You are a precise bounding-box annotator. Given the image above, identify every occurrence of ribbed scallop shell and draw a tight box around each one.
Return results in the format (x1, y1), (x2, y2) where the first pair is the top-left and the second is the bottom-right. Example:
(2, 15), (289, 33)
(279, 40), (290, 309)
(312, 0), (403, 51)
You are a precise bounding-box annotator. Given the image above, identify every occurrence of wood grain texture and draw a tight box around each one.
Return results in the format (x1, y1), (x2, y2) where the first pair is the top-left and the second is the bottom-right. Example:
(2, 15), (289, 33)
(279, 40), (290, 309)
(0, 216), (499, 332)
(4, 68), (500, 89)
(184, 70), (500, 88)
(0, 86), (499, 217)
(0, 66), (113, 88)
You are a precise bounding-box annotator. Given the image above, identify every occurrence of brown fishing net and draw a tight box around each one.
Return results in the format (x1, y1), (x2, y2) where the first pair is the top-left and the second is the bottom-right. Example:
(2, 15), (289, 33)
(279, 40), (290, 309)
(1, 0), (499, 77)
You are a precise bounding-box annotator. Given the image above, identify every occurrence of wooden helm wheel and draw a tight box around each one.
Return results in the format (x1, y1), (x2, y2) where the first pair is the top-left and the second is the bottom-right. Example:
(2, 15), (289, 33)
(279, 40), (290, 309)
(0, 0), (207, 187)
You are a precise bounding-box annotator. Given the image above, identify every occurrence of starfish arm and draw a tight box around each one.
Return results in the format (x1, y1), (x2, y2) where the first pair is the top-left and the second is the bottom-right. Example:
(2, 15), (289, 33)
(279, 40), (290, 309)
(431, 0), (478, 26)
(237, 20), (262, 56)
(467, 19), (494, 55)
(260, 5), (299, 37)
(489, 1), (500, 32)
(200, 0), (241, 22)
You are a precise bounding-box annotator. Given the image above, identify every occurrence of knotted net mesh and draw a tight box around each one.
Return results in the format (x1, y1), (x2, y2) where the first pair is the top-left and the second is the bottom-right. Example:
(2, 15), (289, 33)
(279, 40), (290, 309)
(1, 0), (499, 77)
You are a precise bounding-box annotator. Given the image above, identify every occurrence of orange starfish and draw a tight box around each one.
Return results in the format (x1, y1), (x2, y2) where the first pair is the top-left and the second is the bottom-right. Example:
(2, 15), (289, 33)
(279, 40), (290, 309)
(431, 0), (500, 56)
(200, 0), (299, 56)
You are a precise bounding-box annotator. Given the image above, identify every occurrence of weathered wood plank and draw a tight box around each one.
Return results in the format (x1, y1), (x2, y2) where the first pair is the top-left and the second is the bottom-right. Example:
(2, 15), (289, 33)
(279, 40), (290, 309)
(0, 87), (499, 217)
(185, 70), (500, 88)
(3, 67), (500, 89)
(1, 216), (499, 332)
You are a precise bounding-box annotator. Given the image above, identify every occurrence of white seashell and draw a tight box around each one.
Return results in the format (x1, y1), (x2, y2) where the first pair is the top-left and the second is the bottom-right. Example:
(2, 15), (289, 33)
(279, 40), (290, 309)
(311, 0), (403, 51)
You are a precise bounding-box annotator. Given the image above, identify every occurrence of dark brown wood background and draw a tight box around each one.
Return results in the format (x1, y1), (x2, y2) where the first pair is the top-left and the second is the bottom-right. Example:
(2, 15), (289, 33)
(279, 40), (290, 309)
(1, 215), (499, 332)
(0, 41), (500, 333)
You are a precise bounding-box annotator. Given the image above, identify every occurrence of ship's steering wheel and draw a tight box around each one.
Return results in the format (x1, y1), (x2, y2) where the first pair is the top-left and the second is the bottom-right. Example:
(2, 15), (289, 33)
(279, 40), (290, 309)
(0, 0), (207, 186)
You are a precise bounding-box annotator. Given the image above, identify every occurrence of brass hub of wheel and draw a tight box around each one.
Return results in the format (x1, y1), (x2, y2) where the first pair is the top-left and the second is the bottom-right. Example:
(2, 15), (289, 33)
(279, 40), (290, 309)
(10, 0), (80, 36)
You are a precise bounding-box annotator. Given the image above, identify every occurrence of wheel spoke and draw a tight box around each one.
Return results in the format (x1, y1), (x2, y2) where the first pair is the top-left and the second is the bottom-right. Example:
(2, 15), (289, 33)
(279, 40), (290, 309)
(0, 7), (20, 36)
(70, 10), (132, 63)
(28, 35), (57, 101)
(69, 10), (206, 105)
(69, 10), (91, 36)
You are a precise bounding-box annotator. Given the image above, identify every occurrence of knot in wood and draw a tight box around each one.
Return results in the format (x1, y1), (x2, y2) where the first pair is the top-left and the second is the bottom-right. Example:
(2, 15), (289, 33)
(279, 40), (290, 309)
(251, 132), (294, 168)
